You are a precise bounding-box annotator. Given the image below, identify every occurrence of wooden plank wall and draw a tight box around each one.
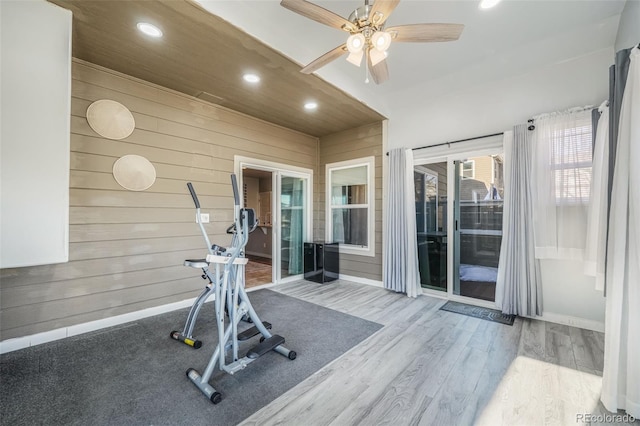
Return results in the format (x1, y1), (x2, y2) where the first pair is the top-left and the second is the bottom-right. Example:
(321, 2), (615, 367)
(0, 59), (318, 340)
(317, 123), (383, 282)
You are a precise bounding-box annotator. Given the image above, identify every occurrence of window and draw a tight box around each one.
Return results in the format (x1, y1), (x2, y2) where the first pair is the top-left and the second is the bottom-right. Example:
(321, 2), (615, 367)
(460, 160), (475, 179)
(532, 108), (593, 260)
(326, 157), (375, 257)
(549, 120), (592, 204)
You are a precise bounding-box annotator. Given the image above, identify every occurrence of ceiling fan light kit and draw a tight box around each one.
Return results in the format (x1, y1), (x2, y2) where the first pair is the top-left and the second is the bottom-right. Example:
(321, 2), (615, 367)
(372, 31), (392, 52)
(280, 0), (464, 84)
(347, 33), (365, 52)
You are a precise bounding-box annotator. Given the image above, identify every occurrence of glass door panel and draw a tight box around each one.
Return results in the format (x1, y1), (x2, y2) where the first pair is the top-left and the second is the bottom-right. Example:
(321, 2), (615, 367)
(414, 162), (448, 292)
(279, 175), (307, 279)
(453, 154), (504, 302)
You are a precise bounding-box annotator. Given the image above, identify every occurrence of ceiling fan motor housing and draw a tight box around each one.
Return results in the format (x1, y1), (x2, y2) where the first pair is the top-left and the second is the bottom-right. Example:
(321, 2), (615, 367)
(346, 4), (386, 35)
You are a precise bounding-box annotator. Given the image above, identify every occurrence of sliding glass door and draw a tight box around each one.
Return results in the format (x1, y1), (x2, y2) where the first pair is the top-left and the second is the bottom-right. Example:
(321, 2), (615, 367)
(277, 173), (309, 280)
(414, 162), (448, 293)
(236, 156), (313, 285)
(414, 143), (504, 305)
(452, 155), (504, 302)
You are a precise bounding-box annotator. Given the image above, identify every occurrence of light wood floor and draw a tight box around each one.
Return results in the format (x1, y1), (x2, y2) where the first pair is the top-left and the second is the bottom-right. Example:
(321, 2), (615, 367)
(245, 256), (272, 289)
(240, 280), (636, 426)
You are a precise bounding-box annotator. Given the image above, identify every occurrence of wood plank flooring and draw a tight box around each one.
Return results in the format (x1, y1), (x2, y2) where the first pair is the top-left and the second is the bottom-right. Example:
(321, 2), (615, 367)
(240, 280), (636, 426)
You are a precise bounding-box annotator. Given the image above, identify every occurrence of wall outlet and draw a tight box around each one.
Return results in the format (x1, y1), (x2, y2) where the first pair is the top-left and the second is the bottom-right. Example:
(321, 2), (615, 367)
(197, 213), (210, 223)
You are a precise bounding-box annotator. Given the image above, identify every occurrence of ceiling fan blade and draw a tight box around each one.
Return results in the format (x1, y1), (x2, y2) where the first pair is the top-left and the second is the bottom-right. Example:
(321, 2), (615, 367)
(386, 23), (464, 43)
(281, 0), (352, 30)
(301, 44), (348, 74)
(369, 0), (400, 25)
(368, 54), (389, 85)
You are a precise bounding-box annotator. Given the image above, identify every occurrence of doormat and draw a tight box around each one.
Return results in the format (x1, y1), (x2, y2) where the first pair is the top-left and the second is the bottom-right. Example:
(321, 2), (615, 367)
(440, 301), (516, 325)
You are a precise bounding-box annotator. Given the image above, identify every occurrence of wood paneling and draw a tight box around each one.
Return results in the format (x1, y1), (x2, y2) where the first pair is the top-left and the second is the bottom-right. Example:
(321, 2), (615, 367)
(317, 122), (384, 281)
(47, 0), (386, 137)
(0, 60), (318, 340)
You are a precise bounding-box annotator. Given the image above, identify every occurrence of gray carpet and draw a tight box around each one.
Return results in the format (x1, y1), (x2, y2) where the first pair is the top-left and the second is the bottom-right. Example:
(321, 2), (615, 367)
(0, 289), (382, 426)
(440, 300), (516, 325)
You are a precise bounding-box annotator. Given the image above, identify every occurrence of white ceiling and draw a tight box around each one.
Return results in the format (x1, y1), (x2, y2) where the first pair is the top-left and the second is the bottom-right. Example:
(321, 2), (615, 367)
(196, 0), (625, 118)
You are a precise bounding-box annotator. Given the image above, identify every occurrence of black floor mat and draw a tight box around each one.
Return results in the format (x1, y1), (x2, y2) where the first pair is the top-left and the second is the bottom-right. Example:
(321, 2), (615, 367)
(440, 300), (515, 325)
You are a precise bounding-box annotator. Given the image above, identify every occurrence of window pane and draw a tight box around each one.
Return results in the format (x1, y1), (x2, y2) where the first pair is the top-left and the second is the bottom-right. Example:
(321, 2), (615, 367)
(331, 184), (367, 205)
(332, 208), (368, 246)
(331, 166), (368, 205)
(555, 167), (591, 203)
(460, 161), (474, 179)
(549, 119), (592, 203)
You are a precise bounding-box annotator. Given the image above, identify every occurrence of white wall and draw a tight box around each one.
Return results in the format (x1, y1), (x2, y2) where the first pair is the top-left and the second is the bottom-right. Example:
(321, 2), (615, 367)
(387, 48), (613, 150)
(0, 0), (72, 268)
(388, 48), (613, 329)
(615, 0), (640, 51)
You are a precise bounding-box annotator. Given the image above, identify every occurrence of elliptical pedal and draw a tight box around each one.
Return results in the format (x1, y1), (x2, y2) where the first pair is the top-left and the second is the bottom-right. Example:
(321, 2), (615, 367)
(246, 335), (285, 359)
(237, 321), (272, 341)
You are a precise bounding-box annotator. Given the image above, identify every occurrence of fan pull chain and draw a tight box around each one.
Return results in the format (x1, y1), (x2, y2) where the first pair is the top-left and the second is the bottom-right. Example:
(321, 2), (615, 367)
(365, 49), (370, 84)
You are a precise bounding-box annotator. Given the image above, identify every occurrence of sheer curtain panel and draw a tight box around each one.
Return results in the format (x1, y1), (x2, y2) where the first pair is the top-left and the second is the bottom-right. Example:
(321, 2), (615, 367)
(531, 107), (593, 260)
(383, 148), (420, 297)
(601, 46), (640, 419)
(584, 101), (609, 291)
(495, 128), (542, 316)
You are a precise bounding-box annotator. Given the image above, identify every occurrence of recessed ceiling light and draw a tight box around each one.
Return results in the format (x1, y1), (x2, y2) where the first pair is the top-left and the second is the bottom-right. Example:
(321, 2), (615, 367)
(137, 22), (163, 38)
(243, 74), (260, 83)
(304, 102), (318, 111)
(479, 0), (502, 9)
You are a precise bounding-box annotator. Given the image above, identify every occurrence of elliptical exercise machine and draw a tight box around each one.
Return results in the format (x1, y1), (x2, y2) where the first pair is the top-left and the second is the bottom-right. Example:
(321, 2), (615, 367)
(170, 183), (259, 349)
(181, 175), (296, 404)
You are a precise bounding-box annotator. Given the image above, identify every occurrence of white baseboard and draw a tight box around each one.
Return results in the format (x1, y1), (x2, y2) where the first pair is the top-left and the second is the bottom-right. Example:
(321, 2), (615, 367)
(0, 296), (205, 355)
(0, 280), (298, 355)
(0, 282), (605, 355)
(339, 274), (384, 288)
(537, 312), (605, 333)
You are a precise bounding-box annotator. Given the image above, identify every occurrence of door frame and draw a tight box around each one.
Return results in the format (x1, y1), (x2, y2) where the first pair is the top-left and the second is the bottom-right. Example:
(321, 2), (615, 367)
(234, 156), (314, 284)
(413, 142), (504, 309)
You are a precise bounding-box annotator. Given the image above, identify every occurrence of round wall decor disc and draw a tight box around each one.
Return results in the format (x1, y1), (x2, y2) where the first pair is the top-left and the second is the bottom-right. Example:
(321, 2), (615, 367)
(112, 155), (156, 191)
(86, 99), (135, 140)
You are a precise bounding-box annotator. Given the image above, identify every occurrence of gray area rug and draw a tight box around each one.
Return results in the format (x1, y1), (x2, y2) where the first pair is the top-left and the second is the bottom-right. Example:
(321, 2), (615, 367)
(440, 300), (516, 325)
(0, 289), (382, 426)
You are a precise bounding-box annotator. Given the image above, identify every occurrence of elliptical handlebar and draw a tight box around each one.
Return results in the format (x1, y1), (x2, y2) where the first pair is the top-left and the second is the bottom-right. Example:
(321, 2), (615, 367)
(230, 174), (240, 207)
(187, 182), (200, 209)
(186, 182), (213, 254)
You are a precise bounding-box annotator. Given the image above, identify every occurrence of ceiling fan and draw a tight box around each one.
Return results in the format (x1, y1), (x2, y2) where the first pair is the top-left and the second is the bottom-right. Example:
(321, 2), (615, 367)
(280, 0), (464, 84)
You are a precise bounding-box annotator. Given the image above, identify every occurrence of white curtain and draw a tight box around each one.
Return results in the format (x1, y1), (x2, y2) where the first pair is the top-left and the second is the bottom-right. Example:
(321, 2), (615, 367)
(531, 107), (593, 260)
(584, 101), (609, 291)
(495, 128), (542, 316)
(601, 47), (640, 418)
(383, 148), (421, 297)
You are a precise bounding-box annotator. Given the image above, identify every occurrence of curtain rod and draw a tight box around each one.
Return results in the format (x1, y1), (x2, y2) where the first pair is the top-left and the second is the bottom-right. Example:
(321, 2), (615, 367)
(385, 131), (504, 156)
